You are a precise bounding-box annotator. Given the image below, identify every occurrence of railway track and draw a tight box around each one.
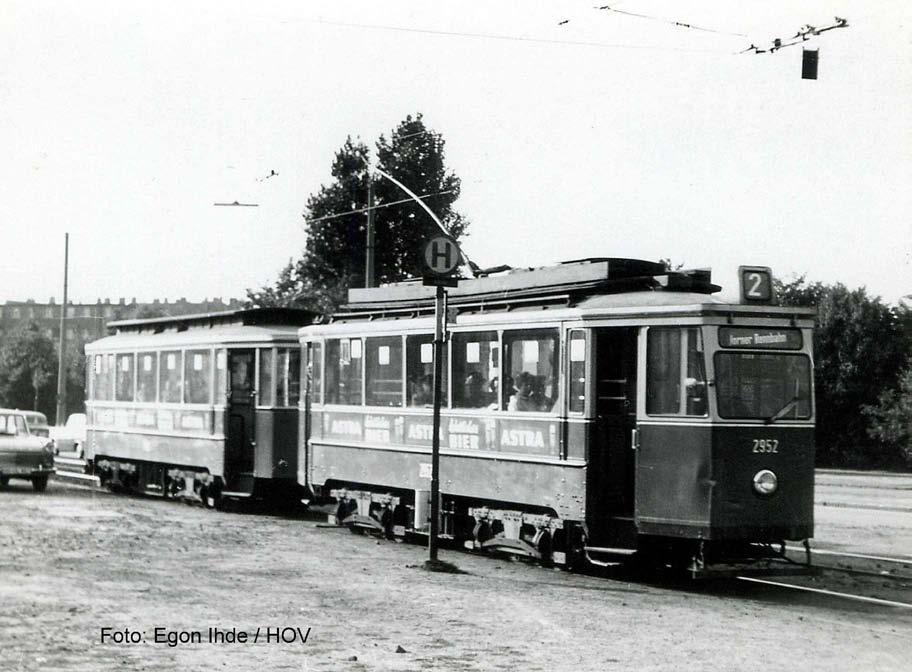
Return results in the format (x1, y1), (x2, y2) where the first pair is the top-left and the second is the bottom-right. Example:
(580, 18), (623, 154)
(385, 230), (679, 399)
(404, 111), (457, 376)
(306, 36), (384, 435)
(738, 548), (912, 609)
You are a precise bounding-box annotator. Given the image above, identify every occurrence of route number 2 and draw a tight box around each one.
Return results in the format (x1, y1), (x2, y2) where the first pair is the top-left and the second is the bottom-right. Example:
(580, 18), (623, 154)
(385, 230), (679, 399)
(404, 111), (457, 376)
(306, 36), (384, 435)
(738, 266), (773, 303)
(752, 439), (779, 454)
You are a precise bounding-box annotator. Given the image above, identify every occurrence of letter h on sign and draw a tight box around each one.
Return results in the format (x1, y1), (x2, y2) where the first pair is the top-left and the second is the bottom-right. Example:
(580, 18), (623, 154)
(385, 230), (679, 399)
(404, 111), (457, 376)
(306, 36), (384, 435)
(431, 240), (452, 270)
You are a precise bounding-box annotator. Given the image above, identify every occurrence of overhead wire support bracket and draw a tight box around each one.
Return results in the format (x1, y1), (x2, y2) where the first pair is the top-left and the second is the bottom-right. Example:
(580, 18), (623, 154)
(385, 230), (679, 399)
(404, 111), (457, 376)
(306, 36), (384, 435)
(740, 17), (849, 55)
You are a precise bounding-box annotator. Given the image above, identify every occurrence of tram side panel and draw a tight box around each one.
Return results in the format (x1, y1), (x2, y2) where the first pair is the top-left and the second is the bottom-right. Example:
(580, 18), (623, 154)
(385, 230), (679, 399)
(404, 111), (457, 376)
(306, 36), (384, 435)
(87, 405), (228, 492)
(302, 408), (588, 523)
(634, 424), (714, 538)
(255, 408), (298, 483)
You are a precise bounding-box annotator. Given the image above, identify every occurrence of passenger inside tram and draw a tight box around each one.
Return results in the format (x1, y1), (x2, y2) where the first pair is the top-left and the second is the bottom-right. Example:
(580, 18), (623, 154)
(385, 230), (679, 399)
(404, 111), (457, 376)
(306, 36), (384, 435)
(508, 372), (551, 412)
(409, 374), (434, 407)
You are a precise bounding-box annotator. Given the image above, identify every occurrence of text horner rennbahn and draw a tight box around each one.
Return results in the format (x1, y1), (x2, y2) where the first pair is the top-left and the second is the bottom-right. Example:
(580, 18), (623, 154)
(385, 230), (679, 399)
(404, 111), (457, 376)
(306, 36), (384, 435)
(100, 626), (311, 647)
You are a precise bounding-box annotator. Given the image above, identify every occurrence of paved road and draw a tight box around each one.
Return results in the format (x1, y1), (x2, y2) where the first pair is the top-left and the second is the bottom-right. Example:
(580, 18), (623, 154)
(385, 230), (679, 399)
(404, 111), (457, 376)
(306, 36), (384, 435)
(812, 470), (912, 559)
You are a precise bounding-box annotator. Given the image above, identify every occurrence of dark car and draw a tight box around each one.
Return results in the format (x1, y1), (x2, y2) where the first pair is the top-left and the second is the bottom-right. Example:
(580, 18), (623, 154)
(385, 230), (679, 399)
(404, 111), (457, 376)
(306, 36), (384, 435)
(0, 409), (55, 491)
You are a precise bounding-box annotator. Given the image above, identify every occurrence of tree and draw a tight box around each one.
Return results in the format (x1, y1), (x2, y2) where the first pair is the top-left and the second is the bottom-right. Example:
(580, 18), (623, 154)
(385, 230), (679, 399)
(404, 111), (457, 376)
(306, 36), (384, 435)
(249, 114), (469, 311)
(864, 366), (912, 466)
(776, 276), (910, 467)
(0, 322), (59, 419)
(370, 114), (468, 284)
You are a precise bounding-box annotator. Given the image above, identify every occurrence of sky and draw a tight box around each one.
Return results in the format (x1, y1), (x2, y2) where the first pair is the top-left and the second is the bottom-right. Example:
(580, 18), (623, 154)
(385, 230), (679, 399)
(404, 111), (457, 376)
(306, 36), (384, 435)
(1, 0), (909, 306)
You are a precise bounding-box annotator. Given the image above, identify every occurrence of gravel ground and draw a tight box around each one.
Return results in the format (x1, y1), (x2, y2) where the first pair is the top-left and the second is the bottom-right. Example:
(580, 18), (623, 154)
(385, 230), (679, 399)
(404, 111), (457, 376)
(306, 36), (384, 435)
(1, 479), (910, 672)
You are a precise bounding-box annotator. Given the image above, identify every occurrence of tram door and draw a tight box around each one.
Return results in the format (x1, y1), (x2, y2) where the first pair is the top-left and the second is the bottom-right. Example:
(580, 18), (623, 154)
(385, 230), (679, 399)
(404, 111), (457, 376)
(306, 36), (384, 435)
(225, 349), (256, 493)
(590, 328), (638, 540)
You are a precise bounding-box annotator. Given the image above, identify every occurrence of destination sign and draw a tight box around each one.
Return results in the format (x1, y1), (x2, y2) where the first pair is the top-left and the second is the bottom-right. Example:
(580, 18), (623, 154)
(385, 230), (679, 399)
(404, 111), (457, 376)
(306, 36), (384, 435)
(718, 327), (802, 350)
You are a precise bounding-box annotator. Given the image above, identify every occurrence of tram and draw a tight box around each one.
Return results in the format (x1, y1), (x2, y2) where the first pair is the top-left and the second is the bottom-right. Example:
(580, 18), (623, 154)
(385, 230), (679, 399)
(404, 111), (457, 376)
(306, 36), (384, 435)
(85, 308), (314, 504)
(297, 259), (816, 574)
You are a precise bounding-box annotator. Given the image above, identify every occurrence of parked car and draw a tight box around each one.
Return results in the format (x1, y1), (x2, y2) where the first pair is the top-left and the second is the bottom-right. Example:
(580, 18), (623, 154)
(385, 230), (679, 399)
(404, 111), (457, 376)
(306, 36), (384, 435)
(50, 413), (87, 458)
(0, 408), (55, 491)
(20, 410), (50, 438)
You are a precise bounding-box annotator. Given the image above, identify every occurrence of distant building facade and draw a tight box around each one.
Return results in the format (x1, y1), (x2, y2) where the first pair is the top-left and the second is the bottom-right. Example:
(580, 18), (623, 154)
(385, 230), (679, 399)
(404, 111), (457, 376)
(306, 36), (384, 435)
(0, 297), (244, 342)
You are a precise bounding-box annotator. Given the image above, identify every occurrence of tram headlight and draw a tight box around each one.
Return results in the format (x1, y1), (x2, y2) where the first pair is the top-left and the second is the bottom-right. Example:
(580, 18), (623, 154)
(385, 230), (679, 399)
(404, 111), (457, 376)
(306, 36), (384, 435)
(752, 469), (778, 496)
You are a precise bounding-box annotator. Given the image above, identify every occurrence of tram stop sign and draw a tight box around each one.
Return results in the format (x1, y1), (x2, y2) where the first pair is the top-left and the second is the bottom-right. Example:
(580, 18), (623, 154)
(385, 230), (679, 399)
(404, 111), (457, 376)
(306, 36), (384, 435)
(422, 236), (460, 287)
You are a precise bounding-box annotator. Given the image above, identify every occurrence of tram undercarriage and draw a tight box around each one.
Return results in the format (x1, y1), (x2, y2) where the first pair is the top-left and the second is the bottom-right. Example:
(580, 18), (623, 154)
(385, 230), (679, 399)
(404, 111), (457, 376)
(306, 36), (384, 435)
(322, 482), (588, 567)
(320, 481), (814, 578)
(94, 457), (224, 507)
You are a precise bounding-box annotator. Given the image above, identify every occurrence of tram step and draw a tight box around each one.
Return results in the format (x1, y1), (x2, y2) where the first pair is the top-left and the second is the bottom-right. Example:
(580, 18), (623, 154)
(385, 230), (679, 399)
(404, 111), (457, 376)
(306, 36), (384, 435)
(221, 490), (254, 499)
(584, 546), (637, 556)
(52, 470), (100, 485)
(54, 455), (88, 472)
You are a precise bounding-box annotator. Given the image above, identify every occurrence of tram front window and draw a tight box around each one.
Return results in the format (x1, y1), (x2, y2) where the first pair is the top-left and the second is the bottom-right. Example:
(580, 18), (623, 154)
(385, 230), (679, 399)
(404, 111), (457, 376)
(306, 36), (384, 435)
(714, 353), (811, 420)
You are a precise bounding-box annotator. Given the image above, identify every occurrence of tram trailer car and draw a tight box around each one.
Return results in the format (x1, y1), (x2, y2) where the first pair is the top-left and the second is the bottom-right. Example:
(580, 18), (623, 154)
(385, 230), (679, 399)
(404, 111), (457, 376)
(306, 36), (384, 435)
(85, 308), (315, 505)
(298, 259), (816, 575)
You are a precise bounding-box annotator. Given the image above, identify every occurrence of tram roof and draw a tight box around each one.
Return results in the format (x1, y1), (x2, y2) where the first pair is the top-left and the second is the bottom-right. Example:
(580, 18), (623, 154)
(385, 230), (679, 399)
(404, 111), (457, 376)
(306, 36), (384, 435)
(332, 258), (816, 323)
(87, 307), (315, 351)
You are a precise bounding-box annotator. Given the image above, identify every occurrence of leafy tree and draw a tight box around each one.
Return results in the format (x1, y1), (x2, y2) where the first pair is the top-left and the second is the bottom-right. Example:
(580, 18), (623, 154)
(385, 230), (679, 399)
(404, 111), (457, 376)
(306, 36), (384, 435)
(776, 276), (910, 467)
(249, 114), (469, 311)
(864, 366), (912, 466)
(370, 114), (468, 283)
(0, 322), (59, 418)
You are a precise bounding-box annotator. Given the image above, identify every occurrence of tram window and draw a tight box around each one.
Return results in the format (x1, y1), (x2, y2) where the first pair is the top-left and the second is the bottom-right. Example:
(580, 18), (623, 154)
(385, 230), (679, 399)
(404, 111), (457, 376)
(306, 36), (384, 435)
(159, 350), (183, 403)
(647, 329), (679, 414)
(136, 352), (158, 402)
(452, 331), (498, 409)
(503, 329), (559, 413)
(325, 338), (363, 405)
(686, 329), (707, 415)
(115, 354), (135, 402)
(278, 348), (301, 406)
(310, 342), (323, 405)
(715, 353), (811, 420)
(646, 328), (707, 416)
(406, 335), (447, 407)
(568, 331), (587, 414)
(184, 349), (212, 404)
(259, 348), (275, 406)
(94, 354), (112, 401)
(86, 357), (94, 402)
(365, 336), (403, 407)
(215, 350), (227, 404)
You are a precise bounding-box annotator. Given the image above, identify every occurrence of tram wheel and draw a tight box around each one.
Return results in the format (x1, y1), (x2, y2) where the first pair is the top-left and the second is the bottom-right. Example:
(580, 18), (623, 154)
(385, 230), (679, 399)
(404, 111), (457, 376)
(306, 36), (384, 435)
(335, 498), (358, 525)
(537, 530), (553, 566)
(472, 521), (492, 546)
(0, 475), (9, 487)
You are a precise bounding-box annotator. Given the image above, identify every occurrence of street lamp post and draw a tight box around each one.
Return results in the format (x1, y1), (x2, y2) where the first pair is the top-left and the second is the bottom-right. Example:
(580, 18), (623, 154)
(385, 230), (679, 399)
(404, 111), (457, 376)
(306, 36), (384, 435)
(55, 233), (69, 424)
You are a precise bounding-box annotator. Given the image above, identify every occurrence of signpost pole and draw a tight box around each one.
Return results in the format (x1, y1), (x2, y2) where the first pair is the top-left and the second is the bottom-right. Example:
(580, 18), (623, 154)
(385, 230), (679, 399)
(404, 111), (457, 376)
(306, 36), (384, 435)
(421, 235), (458, 569)
(429, 284), (445, 562)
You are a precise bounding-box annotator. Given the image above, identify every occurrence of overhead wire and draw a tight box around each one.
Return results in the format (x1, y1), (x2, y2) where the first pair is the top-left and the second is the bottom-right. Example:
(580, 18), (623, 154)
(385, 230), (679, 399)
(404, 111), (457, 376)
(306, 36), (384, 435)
(306, 17), (730, 54)
(303, 189), (457, 225)
(590, 5), (748, 38)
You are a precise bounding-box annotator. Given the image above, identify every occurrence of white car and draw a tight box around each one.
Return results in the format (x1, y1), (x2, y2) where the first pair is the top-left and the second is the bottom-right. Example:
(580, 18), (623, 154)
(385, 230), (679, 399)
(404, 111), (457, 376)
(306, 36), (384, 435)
(50, 413), (87, 458)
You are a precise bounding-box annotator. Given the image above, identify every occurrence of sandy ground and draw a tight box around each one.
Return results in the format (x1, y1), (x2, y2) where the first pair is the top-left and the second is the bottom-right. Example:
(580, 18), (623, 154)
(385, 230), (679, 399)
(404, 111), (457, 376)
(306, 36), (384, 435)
(1, 477), (910, 672)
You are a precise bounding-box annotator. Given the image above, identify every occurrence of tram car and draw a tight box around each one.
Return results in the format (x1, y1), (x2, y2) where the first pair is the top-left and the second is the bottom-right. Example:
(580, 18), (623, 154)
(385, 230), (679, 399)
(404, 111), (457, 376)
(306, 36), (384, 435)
(85, 308), (314, 505)
(298, 259), (816, 574)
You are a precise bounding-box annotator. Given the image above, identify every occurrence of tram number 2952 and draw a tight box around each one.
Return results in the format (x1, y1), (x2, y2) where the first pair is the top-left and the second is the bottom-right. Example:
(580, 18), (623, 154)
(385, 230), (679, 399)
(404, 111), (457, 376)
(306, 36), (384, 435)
(752, 439), (779, 454)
